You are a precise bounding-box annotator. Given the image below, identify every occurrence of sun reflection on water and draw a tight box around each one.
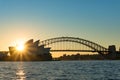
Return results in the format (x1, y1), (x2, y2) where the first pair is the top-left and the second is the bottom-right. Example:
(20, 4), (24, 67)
(16, 62), (26, 80)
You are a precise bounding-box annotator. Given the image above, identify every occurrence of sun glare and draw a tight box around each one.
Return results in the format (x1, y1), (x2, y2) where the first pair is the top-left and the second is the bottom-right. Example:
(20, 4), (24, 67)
(16, 41), (25, 51)
(16, 44), (24, 51)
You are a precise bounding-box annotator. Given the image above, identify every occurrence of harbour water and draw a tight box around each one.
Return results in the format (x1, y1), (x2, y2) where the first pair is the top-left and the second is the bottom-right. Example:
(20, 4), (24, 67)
(0, 61), (120, 80)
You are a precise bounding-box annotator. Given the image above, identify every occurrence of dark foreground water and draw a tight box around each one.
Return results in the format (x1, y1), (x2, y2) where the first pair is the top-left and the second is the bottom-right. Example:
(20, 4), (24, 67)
(0, 61), (120, 80)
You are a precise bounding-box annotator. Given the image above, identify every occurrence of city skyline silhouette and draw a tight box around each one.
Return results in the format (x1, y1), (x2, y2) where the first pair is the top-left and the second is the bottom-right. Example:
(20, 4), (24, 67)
(0, 36), (119, 58)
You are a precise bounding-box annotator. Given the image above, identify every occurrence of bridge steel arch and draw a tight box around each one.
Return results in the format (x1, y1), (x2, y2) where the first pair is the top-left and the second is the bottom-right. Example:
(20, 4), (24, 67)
(40, 37), (108, 55)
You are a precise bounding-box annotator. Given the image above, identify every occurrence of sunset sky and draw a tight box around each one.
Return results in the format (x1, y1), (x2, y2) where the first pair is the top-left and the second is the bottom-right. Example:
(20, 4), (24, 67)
(0, 0), (120, 51)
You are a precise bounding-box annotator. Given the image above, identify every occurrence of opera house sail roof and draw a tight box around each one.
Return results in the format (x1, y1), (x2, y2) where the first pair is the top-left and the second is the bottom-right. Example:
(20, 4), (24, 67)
(8, 39), (52, 61)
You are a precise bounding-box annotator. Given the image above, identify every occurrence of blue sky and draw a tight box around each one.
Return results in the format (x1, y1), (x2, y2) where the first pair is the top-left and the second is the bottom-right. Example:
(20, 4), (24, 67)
(0, 0), (120, 50)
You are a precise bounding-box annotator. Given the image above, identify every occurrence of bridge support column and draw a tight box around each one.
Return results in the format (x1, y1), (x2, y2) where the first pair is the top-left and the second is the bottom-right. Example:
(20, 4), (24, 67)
(107, 45), (117, 59)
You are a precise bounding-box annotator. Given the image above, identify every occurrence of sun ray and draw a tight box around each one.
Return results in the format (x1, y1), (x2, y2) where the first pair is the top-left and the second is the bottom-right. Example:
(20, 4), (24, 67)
(15, 40), (25, 51)
(16, 44), (24, 51)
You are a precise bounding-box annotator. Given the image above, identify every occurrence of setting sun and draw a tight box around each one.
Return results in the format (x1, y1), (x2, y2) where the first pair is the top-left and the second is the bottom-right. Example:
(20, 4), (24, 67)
(16, 41), (25, 51)
(16, 44), (24, 51)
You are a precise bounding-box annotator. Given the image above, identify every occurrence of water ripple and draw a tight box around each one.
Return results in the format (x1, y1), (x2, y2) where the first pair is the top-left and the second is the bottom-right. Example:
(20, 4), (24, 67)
(0, 61), (120, 80)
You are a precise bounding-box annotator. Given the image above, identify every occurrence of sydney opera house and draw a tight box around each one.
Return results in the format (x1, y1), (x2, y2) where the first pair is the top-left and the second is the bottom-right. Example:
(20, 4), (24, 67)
(8, 39), (52, 61)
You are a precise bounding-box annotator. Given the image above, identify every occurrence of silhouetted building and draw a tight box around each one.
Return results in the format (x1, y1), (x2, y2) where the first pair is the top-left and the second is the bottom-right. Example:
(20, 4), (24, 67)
(0, 51), (9, 60)
(9, 39), (52, 61)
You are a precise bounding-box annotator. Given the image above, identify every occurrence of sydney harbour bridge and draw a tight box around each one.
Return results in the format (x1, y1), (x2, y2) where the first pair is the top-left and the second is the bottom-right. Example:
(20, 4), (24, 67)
(39, 37), (112, 55)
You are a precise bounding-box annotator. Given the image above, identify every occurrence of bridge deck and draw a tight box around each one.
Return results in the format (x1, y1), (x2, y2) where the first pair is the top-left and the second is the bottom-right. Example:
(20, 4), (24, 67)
(50, 50), (108, 52)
